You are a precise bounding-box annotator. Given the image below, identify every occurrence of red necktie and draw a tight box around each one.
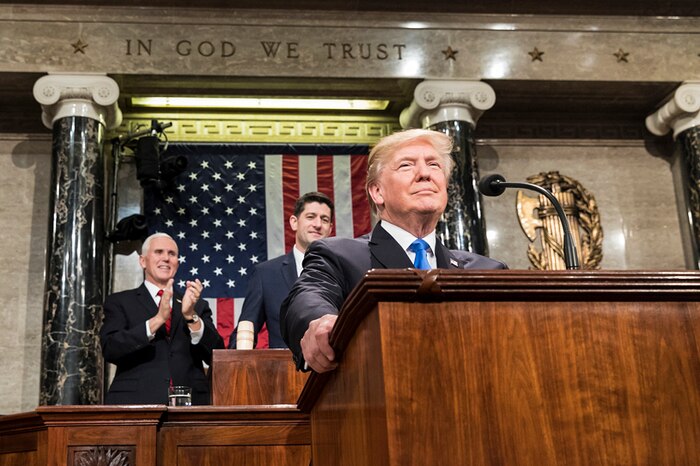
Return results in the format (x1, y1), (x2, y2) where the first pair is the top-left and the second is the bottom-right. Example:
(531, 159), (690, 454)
(156, 289), (172, 335)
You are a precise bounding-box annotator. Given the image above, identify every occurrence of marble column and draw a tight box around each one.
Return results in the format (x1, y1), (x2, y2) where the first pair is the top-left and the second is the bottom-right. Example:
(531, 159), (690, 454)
(400, 80), (496, 254)
(33, 73), (122, 405)
(646, 82), (700, 269)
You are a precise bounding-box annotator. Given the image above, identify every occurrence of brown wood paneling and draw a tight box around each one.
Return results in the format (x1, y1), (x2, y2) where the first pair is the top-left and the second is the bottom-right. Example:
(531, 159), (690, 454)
(211, 349), (308, 406)
(159, 407), (310, 466)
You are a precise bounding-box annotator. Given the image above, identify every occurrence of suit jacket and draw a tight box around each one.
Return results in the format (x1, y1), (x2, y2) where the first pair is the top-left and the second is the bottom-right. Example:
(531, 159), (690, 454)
(228, 251), (297, 349)
(280, 221), (508, 370)
(100, 283), (224, 405)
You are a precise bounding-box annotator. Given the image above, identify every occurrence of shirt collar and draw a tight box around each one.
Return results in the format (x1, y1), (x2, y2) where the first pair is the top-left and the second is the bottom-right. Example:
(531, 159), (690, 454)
(292, 245), (305, 276)
(380, 220), (436, 256)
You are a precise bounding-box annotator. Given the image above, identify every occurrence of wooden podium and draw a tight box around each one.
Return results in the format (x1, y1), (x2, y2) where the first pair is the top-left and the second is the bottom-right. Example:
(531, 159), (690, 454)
(298, 270), (700, 466)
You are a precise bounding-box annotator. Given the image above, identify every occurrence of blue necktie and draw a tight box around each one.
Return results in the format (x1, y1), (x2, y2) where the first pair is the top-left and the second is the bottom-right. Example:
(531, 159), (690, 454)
(409, 238), (431, 270)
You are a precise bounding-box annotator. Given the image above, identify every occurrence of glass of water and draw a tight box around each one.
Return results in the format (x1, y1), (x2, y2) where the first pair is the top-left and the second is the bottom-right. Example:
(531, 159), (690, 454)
(168, 385), (192, 406)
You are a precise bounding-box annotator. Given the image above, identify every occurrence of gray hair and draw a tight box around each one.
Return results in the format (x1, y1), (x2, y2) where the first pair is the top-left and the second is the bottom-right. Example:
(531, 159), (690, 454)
(141, 232), (177, 256)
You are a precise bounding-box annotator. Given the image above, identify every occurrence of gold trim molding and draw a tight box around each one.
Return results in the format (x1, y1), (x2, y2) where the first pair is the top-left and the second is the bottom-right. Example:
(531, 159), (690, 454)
(114, 113), (401, 144)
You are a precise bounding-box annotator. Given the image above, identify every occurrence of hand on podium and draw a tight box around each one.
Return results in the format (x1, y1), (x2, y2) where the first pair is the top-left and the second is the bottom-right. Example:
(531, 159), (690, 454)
(301, 314), (338, 373)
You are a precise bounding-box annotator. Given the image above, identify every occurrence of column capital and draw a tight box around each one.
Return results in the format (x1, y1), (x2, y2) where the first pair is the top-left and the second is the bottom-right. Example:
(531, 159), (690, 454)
(33, 73), (122, 130)
(645, 81), (700, 139)
(400, 80), (496, 129)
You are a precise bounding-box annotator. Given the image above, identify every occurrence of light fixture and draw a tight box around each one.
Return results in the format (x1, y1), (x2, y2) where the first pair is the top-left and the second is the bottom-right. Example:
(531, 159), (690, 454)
(131, 96), (390, 111)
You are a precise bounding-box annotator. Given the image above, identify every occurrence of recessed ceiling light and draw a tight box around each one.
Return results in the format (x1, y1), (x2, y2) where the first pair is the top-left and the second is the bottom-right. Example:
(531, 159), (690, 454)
(131, 96), (390, 111)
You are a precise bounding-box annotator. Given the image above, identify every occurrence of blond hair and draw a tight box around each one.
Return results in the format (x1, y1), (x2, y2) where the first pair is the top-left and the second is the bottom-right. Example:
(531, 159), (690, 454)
(365, 128), (454, 215)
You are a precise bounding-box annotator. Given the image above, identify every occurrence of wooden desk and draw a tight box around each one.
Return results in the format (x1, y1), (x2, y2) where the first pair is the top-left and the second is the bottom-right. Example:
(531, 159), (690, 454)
(0, 405), (310, 466)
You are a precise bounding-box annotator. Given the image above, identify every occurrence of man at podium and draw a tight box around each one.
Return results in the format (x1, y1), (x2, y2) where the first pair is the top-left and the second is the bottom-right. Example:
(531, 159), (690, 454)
(280, 128), (506, 373)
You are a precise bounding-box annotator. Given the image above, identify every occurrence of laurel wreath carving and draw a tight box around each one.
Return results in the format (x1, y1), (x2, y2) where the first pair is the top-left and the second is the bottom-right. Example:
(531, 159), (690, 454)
(525, 171), (603, 270)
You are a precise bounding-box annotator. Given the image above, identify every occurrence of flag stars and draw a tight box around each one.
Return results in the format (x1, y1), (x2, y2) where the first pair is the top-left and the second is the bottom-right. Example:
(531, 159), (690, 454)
(201, 184), (210, 192)
(226, 255), (235, 263)
(251, 255), (259, 264)
(225, 184), (234, 192)
(201, 207), (210, 216)
(201, 231), (210, 239)
(214, 267), (223, 276)
(177, 207), (186, 215)
(237, 195), (246, 204)
(237, 219), (247, 228)
(247, 161), (256, 169)
(237, 173), (246, 181)
(248, 184), (258, 192)
(177, 184), (186, 192)
(178, 280), (186, 288)
(165, 220), (174, 227)
(227, 279), (236, 288)
(178, 256), (186, 264)
(153, 207), (161, 215)
(202, 255), (210, 263)
(202, 279), (210, 288)
(249, 207), (258, 216)
(225, 231), (235, 239)
(200, 161), (210, 169)
(213, 195), (222, 204)
(191, 267), (199, 275)
(189, 195), (198, 204)
(188, 173), (197, 181)
(238, 267), (247, 276)
(190, 243), (198, 251)
(212, 173), (222, 181)
(189, 219), (198, 227)
(225, 207), (234, 215)
(238, 243), (247, 251)
(213, 243), (222, 251)
(177, 231), (186, 239)
(249, 231), (259, 240)
(224, 161), (234, 169)
(212, 219), (222, 227)
(165, 196), (174, 204)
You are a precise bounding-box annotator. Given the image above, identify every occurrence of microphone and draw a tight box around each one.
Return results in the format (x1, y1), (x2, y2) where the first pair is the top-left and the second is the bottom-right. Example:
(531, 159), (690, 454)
(478, 174), (580, 270)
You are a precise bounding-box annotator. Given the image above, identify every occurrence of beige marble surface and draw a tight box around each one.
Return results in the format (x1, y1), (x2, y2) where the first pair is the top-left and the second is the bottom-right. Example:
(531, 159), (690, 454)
(0, 6), (698, 80)
(479, 139), (685, 270)
(0, 135), (50, 414)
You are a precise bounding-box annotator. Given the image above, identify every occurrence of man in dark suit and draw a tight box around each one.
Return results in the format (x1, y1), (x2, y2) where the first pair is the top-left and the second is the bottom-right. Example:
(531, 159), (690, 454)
(100, 232), (224, 405)
(281, 128), (507, 373)
(229, 191), (334, 349)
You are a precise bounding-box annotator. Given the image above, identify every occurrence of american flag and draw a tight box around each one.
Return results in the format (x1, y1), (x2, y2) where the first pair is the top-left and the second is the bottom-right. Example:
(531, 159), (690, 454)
(144, 143), (371, 347)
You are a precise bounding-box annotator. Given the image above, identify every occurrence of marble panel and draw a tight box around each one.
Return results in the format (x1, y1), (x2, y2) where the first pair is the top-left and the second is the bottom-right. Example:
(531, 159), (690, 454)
(0, 135), (51, 414)
(0, 6), (698, 81)
(478, 140), (685, 270)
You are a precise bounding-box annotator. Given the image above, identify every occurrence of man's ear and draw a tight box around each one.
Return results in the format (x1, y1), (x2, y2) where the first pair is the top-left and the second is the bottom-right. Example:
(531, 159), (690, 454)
(289, 215), (298, 232)
(138, 254), (146, 270)
(368, 183), (384, 208)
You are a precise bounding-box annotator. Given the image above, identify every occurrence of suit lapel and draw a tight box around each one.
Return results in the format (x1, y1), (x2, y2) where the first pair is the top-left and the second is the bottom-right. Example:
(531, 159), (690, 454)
(136, 283), (158, 316)
(281, 251), (298, 288)
(435, 240), (460, 269)
(369, 222), (415, 269)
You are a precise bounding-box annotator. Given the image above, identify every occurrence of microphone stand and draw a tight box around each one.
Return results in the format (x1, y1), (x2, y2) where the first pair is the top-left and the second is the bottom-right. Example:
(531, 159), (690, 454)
(483, 175), (580, 270)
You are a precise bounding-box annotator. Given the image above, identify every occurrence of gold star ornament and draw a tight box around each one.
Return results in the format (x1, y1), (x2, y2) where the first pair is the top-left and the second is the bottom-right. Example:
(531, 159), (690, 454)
(71, 39), (88, 54)
(442, 46), (458, 60)
(528, 47), (544, 62)
(613, 48), (629, 63)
